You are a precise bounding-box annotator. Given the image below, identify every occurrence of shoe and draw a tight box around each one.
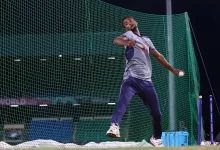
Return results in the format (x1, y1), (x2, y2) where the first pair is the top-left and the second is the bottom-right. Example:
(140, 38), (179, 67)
(150, 136), (164, 147)
(106, 123), (120, 138)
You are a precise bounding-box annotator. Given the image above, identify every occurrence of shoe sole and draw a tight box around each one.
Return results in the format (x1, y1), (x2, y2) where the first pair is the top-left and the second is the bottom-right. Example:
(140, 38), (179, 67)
(106, 133), (120, 138)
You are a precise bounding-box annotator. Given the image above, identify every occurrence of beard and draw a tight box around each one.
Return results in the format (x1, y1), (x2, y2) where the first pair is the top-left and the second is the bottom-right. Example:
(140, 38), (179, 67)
(131, 26), (137, 32)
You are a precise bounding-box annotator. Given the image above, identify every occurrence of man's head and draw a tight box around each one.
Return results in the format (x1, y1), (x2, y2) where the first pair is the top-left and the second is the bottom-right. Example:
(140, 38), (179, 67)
(122, 16), (138, 32)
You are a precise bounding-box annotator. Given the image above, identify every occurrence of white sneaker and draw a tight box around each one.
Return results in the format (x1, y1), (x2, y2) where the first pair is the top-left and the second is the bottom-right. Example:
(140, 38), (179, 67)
(106, 123), (120, 138)
(150, 136), (164, 147)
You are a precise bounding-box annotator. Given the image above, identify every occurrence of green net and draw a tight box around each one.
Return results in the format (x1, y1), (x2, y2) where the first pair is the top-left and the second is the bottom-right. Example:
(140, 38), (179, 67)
(0, 0), (200, 146)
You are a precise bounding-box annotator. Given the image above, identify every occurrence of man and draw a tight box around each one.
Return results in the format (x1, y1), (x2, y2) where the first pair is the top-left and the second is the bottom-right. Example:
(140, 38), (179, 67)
(106, 16), (184, 147)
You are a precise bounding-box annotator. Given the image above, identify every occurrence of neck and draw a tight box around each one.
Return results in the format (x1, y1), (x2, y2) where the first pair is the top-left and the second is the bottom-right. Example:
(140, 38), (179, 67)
(134, 28), (141, 36)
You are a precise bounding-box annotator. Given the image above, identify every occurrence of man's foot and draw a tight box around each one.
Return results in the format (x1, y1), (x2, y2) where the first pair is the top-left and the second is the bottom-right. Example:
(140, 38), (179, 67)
(150, 136), (164, 147)
(106, 123), (120, 138)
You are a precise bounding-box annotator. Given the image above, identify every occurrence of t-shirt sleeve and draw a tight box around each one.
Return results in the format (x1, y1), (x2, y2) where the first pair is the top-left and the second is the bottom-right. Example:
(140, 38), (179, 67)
(122, 31), (135, 40)
(148, 39), (156, 51)
(143, 36), (156, 52)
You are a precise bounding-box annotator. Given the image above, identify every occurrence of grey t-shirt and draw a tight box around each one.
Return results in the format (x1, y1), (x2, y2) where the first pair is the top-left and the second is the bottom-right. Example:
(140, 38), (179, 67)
(122, 31), (156, 81)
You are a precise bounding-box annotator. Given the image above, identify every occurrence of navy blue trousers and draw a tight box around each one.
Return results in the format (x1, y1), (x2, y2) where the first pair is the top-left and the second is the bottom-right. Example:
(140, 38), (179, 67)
(111, 77), (162, 139)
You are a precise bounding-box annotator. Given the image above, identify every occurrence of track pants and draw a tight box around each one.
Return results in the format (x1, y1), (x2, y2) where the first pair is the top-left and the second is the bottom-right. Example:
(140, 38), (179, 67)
(111, 77), (162, 139)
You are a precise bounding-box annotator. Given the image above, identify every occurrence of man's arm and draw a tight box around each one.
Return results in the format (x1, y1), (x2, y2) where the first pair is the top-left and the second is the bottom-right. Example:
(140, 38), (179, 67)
(150, 50), (181, 75)
(114, 36), (136, 47)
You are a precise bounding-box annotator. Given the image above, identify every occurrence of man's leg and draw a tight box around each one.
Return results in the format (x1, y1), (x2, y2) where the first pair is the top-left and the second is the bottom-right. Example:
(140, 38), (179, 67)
(137, 80), (163, 146)
(107, 77), (137, 138)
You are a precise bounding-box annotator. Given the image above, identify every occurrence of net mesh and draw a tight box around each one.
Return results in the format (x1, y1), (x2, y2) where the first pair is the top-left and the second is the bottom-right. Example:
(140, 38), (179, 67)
(0, 0), (200, 146)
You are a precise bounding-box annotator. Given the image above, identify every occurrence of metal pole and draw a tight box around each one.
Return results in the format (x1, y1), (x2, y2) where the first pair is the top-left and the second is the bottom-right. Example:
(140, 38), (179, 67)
(166, 0), (175, 131)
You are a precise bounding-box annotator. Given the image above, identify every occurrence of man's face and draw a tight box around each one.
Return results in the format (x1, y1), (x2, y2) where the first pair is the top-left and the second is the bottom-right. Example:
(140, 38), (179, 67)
(123, 18), (138, 32)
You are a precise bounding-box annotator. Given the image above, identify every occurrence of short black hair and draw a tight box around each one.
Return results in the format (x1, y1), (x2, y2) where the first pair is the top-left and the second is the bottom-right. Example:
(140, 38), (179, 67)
(121, 16), (136, 28)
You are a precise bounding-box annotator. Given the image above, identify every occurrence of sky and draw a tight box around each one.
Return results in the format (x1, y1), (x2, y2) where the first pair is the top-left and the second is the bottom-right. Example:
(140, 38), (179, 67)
(102, 0), (220, 140)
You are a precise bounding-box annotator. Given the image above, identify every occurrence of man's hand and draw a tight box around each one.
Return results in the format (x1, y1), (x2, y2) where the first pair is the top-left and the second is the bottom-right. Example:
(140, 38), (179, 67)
(127, 40), (136, 47)
(171, 69), (185, 76)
